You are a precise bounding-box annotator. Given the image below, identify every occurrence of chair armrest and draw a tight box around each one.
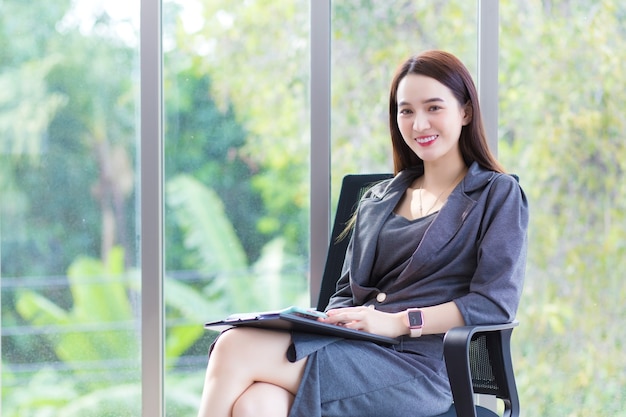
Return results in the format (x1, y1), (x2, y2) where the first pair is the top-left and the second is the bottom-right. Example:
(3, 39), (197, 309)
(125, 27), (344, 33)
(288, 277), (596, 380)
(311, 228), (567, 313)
(443, 322), (519, 417)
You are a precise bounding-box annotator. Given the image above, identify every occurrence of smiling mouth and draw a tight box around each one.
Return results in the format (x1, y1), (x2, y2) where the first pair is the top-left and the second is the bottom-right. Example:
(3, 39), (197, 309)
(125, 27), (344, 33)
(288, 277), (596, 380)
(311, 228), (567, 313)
(416, 135), (438, 144)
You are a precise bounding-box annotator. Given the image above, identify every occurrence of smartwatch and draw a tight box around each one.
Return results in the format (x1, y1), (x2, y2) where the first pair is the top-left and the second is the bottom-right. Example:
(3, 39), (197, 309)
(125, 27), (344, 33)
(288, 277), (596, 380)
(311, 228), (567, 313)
(407, 308), (424, 338)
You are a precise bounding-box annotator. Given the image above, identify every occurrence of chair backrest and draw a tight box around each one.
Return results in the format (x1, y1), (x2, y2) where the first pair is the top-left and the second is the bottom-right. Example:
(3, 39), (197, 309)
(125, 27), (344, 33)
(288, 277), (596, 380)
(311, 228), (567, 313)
(316, 173), (393, 311)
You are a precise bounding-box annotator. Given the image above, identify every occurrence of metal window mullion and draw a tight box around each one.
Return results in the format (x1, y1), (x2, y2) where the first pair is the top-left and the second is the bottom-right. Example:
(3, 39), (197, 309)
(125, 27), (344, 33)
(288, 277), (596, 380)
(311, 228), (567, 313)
(309, 0), (331, 306)
(140, 0), (164, 416)
(476, 5), (500, 413)
(478, 0), (500, 154)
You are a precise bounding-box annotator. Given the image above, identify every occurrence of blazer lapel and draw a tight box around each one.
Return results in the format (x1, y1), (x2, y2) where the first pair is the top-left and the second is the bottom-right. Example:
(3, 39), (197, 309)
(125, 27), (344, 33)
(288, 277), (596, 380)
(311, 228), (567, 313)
(403, 186), (476, 275)
(397, 162), (493, 278)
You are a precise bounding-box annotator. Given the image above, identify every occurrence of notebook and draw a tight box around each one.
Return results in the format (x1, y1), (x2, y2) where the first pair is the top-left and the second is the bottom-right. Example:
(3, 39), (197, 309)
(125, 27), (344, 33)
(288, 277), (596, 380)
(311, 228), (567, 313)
(204, 306), (399, 345)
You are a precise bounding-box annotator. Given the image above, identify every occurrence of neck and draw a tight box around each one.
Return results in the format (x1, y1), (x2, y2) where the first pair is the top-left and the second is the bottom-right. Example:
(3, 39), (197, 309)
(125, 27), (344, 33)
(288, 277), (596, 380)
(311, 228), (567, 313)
(421, 158), (467, 190)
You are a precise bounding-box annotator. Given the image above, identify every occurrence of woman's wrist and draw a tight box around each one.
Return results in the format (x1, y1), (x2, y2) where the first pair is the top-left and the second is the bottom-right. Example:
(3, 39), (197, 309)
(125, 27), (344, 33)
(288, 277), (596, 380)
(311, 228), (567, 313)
(394, 311), (412, 337)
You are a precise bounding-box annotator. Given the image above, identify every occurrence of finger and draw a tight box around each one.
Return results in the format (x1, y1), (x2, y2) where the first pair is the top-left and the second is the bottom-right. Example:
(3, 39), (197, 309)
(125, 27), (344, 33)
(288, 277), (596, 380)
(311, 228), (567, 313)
(321, 314), (347, 324)
(331, 312), (370, 325)
(326, 307), (360, 316)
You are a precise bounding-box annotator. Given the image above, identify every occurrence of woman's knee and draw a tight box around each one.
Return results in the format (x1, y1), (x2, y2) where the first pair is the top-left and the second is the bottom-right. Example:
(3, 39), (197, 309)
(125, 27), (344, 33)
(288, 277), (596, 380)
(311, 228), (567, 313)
(232, 382), (293, 417)
(210, 327), (245, 358)
(207, 327), (305, 392)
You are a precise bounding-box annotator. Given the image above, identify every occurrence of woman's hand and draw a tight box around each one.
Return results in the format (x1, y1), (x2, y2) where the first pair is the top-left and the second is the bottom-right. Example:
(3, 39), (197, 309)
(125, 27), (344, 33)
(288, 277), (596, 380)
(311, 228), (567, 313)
(320, 306), (408, 339)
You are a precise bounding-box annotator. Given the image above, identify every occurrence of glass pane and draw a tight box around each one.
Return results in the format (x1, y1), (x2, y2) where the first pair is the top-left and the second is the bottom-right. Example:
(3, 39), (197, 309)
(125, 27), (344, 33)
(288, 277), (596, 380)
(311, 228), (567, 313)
(500, 1), (626, 415)
(0, 0), (141, 415)
(162, 1), (311, 414)
(330, 0), (478, 200)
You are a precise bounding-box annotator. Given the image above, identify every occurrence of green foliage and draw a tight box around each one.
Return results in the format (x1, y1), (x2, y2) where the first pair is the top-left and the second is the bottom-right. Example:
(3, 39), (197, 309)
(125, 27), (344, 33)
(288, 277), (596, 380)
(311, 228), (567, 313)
(4, 246), (144, 415)
(165, 174), (308, 316)
(14, 247), (136, 380)
(164, 66), (267, 265)
(4, 175), (306, 415)
(166, 173), (255, 317)
(1, 13), (137, 277)
(0, 58), (67, 158)
(174, 0), (312, 253)
(498, 1), (626, 415)
(0, 0), (71, 64)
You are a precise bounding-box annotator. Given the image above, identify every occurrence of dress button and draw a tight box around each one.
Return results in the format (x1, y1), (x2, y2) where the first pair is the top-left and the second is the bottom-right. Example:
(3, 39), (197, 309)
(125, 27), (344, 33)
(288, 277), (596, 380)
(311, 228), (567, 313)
(376, 292), (387, 303)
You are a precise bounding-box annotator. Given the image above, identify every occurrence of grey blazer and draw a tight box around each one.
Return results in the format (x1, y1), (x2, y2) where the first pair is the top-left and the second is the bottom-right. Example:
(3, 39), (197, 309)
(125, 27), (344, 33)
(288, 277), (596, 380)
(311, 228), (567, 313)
(327, 161), (529, 327)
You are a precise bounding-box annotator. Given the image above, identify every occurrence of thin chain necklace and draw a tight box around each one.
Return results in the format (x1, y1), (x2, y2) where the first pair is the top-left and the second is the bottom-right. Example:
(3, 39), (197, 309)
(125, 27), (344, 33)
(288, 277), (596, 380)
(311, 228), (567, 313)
(418, 171), (465, 217)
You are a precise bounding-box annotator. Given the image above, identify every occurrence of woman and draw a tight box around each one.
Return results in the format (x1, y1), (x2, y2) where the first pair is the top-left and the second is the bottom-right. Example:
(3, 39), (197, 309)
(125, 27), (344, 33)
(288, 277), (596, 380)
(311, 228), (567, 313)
(197, 50), (528, 417)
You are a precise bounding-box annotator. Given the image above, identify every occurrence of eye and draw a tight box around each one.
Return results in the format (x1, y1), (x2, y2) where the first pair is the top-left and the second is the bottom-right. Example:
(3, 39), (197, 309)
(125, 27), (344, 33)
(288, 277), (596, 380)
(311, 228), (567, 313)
(428, 105), (442, 112)
(398, 108), (413, 116)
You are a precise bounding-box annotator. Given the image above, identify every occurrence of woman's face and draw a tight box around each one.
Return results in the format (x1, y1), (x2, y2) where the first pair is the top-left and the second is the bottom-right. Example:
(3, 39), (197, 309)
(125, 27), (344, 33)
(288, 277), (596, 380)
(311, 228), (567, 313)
(396, 74), (471, 165)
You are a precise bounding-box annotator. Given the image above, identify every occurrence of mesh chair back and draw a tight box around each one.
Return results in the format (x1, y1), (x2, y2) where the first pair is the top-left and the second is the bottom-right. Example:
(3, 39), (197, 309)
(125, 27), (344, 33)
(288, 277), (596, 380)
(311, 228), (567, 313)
(470, 334), (501, 394)
(469, 329), (516, 403)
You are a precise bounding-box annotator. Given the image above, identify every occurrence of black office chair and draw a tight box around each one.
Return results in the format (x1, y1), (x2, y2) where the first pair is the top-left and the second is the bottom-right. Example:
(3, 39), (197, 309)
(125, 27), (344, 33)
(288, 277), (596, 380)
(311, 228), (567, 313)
(316, 174), (521, 417)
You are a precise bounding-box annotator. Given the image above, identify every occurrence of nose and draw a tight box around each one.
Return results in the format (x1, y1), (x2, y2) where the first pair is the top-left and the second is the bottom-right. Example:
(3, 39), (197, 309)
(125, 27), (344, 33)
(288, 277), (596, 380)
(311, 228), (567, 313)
(413, 112), (430, 131)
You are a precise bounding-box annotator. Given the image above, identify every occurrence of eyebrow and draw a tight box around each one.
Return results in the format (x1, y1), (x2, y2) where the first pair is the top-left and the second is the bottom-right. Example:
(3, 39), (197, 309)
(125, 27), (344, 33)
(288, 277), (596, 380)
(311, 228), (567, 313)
(397, 97), (445, 106)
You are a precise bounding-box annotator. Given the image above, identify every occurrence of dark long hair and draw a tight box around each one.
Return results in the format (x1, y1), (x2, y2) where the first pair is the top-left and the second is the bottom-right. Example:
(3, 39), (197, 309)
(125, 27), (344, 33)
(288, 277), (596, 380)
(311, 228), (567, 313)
(388, 50), (505, 175)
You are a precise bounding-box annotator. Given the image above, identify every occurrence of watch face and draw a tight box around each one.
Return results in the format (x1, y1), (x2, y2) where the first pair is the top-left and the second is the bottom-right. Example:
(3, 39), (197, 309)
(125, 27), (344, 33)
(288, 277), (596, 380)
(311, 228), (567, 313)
(408, 310), (423, 327)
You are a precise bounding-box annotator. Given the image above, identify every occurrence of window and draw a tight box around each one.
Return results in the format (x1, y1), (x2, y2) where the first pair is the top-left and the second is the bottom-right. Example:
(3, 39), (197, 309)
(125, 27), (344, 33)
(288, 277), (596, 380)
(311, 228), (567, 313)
(499, 2), (626, 415)
(3, 1), (624, 416)
(161, 1), (311, 415)
(1, 1), (141, 415)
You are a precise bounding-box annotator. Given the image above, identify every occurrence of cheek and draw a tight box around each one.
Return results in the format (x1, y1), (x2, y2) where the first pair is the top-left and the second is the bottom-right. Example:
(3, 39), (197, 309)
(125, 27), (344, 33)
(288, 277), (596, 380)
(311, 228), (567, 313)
(397, 118), (411, 136)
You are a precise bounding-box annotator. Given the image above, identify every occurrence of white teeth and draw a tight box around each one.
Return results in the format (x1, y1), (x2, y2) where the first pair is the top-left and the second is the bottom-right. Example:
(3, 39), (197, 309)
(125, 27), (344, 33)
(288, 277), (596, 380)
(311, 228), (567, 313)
(417, 135), (437, 143)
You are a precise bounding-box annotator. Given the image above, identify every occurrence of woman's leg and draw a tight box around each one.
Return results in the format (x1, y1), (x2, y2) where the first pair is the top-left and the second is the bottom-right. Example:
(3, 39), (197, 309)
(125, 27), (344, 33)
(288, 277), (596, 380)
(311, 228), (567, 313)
(196, 327), (307, 417)
(232, 382), (294, 417)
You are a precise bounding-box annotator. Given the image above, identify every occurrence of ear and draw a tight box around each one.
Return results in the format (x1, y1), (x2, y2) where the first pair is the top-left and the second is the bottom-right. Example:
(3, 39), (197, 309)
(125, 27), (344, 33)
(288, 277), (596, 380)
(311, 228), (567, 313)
(462, 101), (473, 126)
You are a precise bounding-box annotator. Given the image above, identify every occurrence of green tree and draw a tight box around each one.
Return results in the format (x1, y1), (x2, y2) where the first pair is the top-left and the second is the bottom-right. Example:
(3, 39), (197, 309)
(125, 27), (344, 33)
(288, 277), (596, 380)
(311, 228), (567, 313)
(173, 0), (312, 254)
(498, 1), (626, 415)
(164, 65), (267, 267)
(1, 9), (137, 277)
(0, 0), (73, 276)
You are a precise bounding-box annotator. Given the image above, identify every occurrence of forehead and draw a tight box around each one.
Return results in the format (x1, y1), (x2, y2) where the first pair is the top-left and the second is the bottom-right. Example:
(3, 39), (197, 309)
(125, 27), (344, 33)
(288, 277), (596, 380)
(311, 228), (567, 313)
(396, 74), (456, 104)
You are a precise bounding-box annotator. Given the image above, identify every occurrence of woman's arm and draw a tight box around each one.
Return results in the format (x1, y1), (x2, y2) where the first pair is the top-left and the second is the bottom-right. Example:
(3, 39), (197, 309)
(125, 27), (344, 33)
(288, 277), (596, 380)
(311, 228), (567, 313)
(321, 301), (464, 339)
(455, 174), (529, 325)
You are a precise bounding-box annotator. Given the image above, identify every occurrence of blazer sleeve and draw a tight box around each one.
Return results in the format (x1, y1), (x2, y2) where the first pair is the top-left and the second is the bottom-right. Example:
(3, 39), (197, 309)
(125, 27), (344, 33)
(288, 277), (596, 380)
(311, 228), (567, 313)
(454, 174), (529, 325)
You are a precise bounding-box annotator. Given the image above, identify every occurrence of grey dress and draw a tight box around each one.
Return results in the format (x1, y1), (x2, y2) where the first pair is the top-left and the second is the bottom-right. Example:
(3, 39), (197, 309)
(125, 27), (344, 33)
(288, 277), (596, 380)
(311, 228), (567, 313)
(288, 213), (452, 417)
(286, 162), (529, 417)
